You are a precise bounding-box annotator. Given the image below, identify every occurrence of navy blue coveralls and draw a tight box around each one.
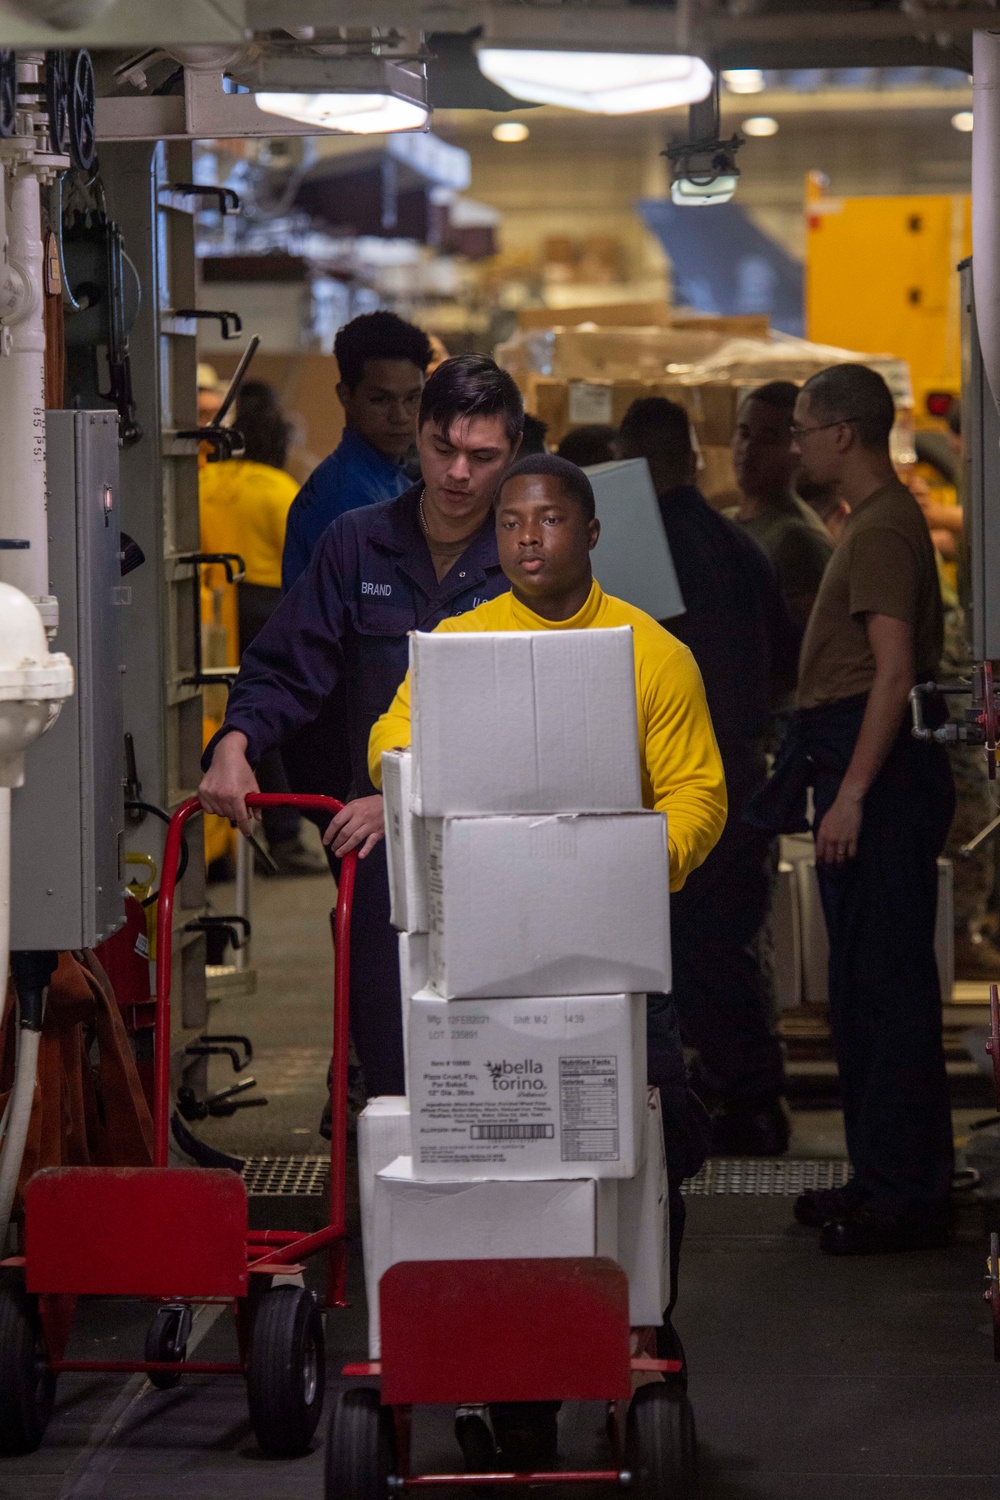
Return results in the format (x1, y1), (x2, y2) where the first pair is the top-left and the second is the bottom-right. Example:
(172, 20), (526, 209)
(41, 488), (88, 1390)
(205, 484), (506, 1096)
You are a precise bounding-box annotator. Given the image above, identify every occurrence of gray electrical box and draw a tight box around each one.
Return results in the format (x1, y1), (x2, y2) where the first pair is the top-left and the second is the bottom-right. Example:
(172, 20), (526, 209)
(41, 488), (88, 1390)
(10, 410), (125, 950)
(962, 260), (1000, 661)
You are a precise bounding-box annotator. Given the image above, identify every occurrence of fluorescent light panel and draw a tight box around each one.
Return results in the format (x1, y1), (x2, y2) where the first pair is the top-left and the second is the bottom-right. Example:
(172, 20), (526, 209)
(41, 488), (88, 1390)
(477, 48), (713, 114)
(256, 91), (429, 134)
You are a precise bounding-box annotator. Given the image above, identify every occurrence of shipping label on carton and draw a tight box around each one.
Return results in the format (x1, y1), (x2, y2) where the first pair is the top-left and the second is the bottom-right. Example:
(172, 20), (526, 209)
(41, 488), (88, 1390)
(410, 627), (642, 817)
(407, 994), (646, 1179)
(425, 812), (671, 999)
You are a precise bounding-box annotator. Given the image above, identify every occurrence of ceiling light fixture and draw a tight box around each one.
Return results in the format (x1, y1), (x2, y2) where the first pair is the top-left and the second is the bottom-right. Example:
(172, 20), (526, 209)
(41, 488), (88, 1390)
(492, 121), (530, 142)
(952, 110), (974, 133)
(722, 69), (765, 94)
(742, 115), (779, 137)
(256, 92), (429, 134)
(476, 48), (713, 115)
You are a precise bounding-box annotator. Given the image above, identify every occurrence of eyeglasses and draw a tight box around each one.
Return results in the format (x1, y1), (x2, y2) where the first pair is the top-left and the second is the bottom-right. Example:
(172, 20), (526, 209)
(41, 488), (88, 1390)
(789, 417), (862, 441)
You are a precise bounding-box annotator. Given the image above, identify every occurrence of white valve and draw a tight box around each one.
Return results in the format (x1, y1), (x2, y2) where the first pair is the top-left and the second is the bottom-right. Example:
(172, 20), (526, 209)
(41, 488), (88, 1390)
(0, 580), (72, 788)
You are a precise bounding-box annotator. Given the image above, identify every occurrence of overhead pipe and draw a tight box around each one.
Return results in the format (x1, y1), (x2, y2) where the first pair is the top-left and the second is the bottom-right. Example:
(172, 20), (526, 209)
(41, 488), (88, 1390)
(973, 31), (1000, 416)
(3, 0), (116, 27)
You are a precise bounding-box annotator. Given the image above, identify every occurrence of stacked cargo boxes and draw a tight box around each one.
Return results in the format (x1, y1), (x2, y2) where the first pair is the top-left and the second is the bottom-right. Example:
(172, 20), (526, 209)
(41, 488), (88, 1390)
(359, 627), (671, 1357)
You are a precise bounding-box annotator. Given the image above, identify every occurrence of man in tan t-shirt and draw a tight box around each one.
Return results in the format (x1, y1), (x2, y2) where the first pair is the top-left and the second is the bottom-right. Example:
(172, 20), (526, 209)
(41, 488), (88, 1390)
(774, 364), (955, 1254)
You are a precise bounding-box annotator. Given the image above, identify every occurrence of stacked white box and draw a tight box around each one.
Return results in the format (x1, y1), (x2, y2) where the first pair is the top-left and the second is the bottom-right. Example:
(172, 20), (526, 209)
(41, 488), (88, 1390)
(407, 993), (646, 1179)
(357, 1097), (411, 1324)
(368, 1158), (618, 1357)
(409, 627), (642, 816)
(424, 812), (670, 999)
(367, 626), (671, 1347)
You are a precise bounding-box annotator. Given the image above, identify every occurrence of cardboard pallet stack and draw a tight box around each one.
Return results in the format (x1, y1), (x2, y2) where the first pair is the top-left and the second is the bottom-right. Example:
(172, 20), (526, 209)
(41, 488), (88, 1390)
(359, 626), (672, 1358)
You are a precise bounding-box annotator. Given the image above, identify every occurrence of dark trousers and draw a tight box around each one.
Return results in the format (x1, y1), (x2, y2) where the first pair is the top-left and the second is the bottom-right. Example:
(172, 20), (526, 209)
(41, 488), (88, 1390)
(346, 843), (406, 1098)
(648, 991), (711, 1317)
(239, 584), (299, 847)
(813, 730), (956, 1213)
(669, 743), (786, 1107)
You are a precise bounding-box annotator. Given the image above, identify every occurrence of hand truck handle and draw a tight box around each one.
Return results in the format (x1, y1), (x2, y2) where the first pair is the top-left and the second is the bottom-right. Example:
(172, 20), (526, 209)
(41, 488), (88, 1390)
(154, 794), (356, 1168)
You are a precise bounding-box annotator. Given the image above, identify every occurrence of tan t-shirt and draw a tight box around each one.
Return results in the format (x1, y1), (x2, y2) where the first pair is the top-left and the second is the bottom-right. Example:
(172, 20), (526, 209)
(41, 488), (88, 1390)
(796, 481), (942, 710)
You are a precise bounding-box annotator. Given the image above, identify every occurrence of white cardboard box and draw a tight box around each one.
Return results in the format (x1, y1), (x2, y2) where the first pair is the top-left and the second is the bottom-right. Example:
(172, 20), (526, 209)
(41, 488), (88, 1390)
(407, 993), (647, 1180)
(617, 1088), (670, 1325)
(410, 627), (642, 817)
(369, 1156), (618, 1357)
(382, 750), (428, 932)
(425, 812), (670, 998)
(358, 1097), (412, 1321)
(398, 931), (429, 1091)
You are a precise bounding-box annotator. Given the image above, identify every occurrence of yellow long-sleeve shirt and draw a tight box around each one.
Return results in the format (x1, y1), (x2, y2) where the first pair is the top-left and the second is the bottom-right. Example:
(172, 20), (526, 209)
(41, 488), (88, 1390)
(200, 459), (299, 590)
(369, 579), (727, 892)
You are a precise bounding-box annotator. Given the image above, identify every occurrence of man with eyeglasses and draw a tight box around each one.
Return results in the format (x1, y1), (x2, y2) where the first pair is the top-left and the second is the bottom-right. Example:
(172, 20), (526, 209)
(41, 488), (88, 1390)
(751, 362), (955, 1255)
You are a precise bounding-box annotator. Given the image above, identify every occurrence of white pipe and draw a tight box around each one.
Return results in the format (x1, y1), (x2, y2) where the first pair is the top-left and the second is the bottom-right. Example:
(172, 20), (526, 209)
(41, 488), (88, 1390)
(0, 1027), (39, 1251)
(0, 160), (49, 619)
(973, 31), (1000, 415)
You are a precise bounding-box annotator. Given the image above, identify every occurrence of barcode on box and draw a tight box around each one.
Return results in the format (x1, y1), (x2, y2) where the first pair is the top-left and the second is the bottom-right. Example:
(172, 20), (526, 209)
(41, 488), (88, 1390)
(469, 1124), (556, 1141)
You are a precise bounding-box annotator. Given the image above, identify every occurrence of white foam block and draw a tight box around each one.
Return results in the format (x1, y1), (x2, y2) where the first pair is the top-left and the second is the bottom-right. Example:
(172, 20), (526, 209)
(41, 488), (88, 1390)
(617, 1088), (670, 1325)
(382, 750), (428, 932)
(358, 1096), (411, 1355)
(369, 1157), (618, 1357)
(408, 993), (646, 1180)
(410, 627), (642, 816)
(425, 812), (670, 998)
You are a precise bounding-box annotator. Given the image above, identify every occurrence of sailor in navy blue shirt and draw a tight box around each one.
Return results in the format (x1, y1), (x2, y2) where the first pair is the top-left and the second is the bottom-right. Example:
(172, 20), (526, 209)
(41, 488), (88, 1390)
(200, 356), (525, 1097)
(281, 311), (433, 590)
(282, 426), (412, 590)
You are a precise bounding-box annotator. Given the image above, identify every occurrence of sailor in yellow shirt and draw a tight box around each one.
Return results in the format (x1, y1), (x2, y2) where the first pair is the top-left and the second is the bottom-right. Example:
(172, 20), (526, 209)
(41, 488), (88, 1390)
(369, 464), (726, 893)
(370, 452), (725, 1421)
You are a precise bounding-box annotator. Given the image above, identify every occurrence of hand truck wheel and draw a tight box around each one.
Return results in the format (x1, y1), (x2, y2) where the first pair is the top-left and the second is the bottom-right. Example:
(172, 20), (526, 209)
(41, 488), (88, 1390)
(145, 1303), (192, 1390)
(986, 1231), (1000, 1363)
(325, 1386), (396, 1500)
(0, 1271), (56, 1454)
(247, 1284), (325, 1457)
(625, 1380), (699, 1500)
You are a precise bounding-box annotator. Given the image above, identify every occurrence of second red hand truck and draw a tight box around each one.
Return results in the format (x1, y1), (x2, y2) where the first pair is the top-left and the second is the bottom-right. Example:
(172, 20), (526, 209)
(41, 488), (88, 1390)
(0, 793), (354, 1460)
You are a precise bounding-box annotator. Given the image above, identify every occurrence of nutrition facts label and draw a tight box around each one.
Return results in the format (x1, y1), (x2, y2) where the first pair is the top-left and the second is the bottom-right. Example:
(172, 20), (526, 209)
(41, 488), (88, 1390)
(559, 1055), (620, 1161)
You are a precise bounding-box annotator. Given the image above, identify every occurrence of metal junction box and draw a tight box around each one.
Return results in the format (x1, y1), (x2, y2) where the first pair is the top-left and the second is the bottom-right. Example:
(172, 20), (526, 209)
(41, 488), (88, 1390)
(10, 410), (125, 950)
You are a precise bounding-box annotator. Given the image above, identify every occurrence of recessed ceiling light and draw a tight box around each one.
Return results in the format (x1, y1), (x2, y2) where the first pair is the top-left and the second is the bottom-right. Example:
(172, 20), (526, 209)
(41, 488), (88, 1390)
(742, 115), (779, 137)
(952, 110), (974, 133)
(492, 121), (530, 142)
(723, 69), (765, 94)
(476, 49), (713, 114)
(255, 92), (429, 134)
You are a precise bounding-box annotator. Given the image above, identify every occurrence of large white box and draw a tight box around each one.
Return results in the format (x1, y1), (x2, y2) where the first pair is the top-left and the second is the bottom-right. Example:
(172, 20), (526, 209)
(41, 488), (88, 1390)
(617, 1089), (670, 1325)
(358, 1097), (411, 1320)
(398, 930), (429, 1091)
(369, 1157), (618, 1357)
(407, 993), (647, 1179)
(425, 812), (670, 998)
(410, 627), (642, 817)
(383, 750), (428, 932)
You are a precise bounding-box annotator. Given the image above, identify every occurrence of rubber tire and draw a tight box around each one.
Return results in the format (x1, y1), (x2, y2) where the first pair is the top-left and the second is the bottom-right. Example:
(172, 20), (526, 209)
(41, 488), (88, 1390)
(247, 1284), (325, 1458)
(144, 1305), (189, 1391)
(0, 1272), (56, 1455)
(625, 1381), (698, 1500)
(325, 1386), (395, 1500)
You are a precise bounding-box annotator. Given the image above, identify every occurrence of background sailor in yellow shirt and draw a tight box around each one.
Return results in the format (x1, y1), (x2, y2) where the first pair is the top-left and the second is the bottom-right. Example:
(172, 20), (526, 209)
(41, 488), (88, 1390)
(369, 452), (727, 1416)
(200, 382), (326, 874)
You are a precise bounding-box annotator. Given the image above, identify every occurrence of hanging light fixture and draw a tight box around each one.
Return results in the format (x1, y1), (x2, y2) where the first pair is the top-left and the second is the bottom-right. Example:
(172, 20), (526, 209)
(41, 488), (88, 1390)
(256, 92), (429, 134)
(475, 47), (713, 114)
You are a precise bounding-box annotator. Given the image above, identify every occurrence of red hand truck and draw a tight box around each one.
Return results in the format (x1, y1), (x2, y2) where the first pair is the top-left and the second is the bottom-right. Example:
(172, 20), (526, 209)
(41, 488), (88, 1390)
(0, 793), (355, 1459)
(327, 1259), (697, 1496)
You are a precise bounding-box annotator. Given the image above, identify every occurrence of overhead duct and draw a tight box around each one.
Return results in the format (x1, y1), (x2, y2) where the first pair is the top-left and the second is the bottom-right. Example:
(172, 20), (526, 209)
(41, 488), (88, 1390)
(973, 30), (1000, 413)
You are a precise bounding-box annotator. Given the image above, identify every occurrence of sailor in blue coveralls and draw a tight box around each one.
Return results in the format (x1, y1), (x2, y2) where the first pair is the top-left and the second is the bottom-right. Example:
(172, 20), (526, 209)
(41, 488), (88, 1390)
(199, 356), (525, 1096)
